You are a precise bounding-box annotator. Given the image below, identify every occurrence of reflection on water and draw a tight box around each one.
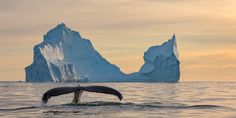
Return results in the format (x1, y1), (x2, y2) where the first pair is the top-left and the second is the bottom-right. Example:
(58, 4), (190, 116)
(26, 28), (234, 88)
(0, 82), (235, 118)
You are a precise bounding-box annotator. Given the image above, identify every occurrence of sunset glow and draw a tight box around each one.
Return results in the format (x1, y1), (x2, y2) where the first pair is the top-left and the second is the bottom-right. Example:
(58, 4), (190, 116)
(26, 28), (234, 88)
(0, 0), (236, 81)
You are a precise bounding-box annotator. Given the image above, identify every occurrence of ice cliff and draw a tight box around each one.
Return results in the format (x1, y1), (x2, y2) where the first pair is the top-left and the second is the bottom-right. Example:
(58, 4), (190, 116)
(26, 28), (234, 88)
(129, 34), (180, 82)
(25, 23), (180, 82)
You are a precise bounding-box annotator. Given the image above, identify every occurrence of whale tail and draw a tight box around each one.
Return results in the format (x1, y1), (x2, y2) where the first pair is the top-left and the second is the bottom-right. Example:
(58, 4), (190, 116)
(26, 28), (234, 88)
(42, 86), (123, 104)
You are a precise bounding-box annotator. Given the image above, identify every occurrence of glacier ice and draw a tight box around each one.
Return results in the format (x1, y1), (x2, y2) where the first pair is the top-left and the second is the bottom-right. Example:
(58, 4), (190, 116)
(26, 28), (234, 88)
(25, 23), (180, 82)
(129, 34), (180, 82)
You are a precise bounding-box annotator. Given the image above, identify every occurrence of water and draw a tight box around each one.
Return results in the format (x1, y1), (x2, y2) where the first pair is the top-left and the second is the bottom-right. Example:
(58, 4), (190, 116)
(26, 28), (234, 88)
(0, 82), (235, 118)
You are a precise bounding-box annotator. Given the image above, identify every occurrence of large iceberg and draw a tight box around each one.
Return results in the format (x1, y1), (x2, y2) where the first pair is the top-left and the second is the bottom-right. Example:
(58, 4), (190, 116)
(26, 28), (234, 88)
(25, 23), (180, 82)
(25, 23), (127, 82)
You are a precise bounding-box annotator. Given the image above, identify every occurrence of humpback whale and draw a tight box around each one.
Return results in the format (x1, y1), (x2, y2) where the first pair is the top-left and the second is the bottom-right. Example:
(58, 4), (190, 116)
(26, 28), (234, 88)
(42, 85), (123, 104)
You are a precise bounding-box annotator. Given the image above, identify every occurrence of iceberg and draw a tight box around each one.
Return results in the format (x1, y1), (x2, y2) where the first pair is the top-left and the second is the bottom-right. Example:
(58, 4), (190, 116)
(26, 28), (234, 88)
(25, 23), (180, 82)
(129, 34), (180, 82)
(25, 23), (127, 82)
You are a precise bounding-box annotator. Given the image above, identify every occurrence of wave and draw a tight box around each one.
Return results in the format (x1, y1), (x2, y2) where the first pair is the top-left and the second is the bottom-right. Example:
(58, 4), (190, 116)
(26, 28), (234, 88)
(0, 101), (231, 112)
(0, 106), (39, 111)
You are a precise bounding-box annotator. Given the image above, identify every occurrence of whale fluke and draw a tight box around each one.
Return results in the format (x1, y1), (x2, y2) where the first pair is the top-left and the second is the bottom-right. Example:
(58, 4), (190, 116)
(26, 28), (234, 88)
(81, 86), (123, 100)
(42, 86), (123, 104)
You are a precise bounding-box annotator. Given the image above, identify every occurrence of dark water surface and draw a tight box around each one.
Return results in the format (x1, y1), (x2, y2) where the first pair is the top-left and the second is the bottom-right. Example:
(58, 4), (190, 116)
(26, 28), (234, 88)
(0, 82), (235, 118)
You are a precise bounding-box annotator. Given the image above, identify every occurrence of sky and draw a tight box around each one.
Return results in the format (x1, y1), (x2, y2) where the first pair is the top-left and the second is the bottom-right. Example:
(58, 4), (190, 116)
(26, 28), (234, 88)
(0, 0), (236, 81)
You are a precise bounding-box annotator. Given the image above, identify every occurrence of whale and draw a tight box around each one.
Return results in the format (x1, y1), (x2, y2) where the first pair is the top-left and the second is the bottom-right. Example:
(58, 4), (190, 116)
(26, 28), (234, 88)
(42, 85), (123, 104)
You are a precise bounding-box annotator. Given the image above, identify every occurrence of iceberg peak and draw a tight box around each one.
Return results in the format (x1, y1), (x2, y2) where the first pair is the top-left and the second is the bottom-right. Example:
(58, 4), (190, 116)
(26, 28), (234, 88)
(54, 22), (69, 31)
(52, 22), (69, 32)
(43, 23), (81, 43)
(58, 22), (66, 27)
(142, 34), (179, 63)
(172, 33), (176, 40)
(171, 34), (179, 59)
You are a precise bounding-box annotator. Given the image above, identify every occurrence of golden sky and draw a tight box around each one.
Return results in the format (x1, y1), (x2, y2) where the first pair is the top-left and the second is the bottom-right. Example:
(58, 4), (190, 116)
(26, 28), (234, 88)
(0, 0), (236, 81)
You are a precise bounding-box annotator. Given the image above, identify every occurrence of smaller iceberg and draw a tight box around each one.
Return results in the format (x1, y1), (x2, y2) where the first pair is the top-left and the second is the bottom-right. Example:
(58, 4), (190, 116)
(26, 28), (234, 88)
(129, 34), (180, 82)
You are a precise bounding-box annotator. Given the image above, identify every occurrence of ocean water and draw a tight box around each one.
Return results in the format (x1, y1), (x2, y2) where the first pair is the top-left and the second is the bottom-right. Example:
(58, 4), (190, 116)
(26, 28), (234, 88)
(0, 82), (235, 118)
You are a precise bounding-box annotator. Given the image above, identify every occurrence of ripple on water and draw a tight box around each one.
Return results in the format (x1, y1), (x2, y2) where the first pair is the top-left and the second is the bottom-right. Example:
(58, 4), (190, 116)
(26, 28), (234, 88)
(0, 82), (236, 118)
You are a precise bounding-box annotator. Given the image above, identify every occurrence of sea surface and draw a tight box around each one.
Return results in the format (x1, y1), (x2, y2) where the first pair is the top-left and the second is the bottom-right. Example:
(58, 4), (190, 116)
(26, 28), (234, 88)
(0, 81), (235, 118)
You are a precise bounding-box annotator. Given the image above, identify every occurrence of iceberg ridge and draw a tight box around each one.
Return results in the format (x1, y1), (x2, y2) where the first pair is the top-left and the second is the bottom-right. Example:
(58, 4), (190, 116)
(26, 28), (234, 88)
(25, 23), (180, 83)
